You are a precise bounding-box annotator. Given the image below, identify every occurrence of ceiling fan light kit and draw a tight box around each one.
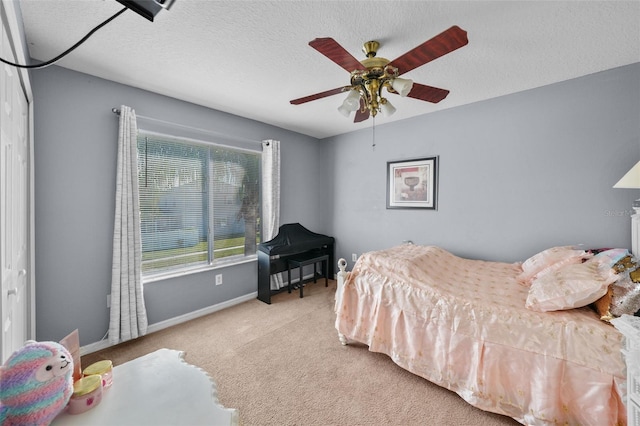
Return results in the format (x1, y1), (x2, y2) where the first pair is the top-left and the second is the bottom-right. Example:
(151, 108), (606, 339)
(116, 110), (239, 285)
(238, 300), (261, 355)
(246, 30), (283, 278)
(342, 52), (411, 119)
(291, 26), (469, 123)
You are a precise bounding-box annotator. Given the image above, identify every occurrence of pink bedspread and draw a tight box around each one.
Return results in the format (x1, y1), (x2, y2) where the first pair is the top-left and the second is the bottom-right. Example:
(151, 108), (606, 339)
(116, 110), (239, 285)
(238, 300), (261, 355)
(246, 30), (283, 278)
(335, 245), (626, 425)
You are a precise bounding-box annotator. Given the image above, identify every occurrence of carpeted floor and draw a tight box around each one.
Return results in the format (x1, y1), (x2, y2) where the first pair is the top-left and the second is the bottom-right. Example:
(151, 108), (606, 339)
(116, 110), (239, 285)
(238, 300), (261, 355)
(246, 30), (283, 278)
(83, 280), (520, 426)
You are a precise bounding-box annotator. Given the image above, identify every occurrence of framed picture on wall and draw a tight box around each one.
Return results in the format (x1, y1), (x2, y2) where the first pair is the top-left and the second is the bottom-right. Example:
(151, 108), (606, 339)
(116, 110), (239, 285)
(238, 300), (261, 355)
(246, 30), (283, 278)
(386, 156), (438, 210)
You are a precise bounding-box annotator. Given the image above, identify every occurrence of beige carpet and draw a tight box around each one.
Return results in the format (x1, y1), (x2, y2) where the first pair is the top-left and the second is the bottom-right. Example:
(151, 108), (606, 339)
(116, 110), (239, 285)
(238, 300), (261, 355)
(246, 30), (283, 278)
(83, 280), (520, 426)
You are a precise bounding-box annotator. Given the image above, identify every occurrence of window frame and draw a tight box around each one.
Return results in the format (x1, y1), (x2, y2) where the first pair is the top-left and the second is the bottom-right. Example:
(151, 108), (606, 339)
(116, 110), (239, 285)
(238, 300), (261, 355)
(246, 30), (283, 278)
(136, 129), (261, 284)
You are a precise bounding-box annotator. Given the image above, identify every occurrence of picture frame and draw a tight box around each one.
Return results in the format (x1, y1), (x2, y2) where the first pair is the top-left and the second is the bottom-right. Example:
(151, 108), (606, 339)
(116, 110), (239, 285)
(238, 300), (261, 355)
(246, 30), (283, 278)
(386, 156), (438, 210)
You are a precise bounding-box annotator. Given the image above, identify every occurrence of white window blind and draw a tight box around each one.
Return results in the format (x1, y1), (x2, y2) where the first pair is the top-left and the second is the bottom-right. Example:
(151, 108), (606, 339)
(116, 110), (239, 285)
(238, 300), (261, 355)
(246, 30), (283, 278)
(137, 132), (260, 277)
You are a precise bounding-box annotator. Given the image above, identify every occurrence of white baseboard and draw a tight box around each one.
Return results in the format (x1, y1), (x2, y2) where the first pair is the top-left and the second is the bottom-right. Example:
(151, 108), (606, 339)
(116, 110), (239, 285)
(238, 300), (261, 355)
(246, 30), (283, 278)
(80, 292), (258, 356)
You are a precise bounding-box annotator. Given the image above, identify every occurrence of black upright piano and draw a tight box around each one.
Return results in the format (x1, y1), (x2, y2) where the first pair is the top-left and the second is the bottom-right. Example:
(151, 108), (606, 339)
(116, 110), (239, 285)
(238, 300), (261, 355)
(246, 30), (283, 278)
(258, 223), (335, 304)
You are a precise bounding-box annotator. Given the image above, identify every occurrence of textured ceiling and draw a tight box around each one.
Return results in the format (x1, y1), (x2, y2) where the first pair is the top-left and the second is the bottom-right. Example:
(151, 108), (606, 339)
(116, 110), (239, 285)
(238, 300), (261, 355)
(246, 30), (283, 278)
(17, 0), (640, 139)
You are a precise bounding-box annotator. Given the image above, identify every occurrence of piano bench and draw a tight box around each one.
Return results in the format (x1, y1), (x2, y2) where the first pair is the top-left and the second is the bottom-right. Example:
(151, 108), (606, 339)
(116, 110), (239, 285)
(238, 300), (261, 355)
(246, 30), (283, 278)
(286, 253), (329, 298)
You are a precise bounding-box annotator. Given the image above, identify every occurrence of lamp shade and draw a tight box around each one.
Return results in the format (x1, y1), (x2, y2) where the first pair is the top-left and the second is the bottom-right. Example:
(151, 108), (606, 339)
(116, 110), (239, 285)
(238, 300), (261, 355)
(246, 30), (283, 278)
(342, 90), (361, 110)
(613, 161), (640, 189)
(337, 103), (352, 117)
(380, 100), (396, 117)
(337, 90), (361, 117)
(391, 78), (413, 97)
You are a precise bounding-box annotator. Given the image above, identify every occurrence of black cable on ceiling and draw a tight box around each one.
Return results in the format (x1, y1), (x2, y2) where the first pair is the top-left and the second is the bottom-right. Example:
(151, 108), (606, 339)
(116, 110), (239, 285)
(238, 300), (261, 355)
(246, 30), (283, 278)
(0, 6), (128, 69)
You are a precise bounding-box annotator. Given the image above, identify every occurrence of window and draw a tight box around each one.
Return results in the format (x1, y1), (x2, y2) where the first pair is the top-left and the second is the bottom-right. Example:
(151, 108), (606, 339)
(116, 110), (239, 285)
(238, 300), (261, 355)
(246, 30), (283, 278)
(137, 131), (260, 277)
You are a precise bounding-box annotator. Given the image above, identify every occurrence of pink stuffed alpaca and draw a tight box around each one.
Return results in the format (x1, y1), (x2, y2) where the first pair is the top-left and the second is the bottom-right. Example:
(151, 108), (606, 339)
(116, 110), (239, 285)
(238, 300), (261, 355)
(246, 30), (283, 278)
(0, 341), (74, 426)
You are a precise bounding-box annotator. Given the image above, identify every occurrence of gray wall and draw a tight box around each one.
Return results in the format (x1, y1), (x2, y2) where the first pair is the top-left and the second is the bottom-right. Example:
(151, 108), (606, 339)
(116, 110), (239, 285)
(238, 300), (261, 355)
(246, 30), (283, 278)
(32, 63), (639, 347)
(31, 66), (327, 346)
(323, 63), (640, 264)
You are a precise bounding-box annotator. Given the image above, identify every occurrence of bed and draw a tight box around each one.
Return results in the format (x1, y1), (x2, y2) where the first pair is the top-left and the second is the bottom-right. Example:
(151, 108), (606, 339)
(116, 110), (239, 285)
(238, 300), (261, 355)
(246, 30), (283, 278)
(334, 244), (639, 425)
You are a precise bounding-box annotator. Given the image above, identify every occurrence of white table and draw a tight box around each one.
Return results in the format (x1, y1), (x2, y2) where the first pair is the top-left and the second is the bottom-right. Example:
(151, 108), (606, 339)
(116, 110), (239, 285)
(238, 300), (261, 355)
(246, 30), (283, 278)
(52, 348), (238, 426)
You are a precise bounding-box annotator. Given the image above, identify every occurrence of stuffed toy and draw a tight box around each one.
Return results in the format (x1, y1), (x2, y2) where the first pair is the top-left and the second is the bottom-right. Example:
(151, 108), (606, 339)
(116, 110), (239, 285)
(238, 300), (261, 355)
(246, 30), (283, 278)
(0, 341), (74, 426)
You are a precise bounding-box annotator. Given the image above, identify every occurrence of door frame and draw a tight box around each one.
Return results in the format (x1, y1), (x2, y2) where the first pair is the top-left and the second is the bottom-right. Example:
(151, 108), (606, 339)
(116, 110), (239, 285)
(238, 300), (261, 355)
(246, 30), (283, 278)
(1, 0), (36, 347)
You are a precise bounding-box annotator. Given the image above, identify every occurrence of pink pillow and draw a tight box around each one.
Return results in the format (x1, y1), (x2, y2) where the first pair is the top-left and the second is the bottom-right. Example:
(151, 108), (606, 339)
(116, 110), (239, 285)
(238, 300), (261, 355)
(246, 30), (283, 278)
(525, 257), (618, 312)
(517, 246), (592, 286)
(593, 248), (629, 267)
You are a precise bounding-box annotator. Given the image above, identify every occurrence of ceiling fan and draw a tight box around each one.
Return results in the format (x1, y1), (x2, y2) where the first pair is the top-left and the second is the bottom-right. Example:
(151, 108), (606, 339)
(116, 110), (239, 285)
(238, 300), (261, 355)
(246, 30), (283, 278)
(290, 26), (468, 123)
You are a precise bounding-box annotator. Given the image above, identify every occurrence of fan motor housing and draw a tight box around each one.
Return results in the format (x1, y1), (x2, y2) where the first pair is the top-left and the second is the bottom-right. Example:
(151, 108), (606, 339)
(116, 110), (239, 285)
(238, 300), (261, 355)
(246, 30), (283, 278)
(361, 57), (390, 70)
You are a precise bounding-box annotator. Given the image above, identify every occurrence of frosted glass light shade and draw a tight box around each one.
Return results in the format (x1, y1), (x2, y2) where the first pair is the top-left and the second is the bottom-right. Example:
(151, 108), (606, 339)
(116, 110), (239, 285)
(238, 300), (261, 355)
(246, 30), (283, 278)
(337, 103), (352, 117)
(338, 90), (361, 117)
(613, 161), (640, 189)
(380, 100), (396, 117)
(391, 78), (414, 97)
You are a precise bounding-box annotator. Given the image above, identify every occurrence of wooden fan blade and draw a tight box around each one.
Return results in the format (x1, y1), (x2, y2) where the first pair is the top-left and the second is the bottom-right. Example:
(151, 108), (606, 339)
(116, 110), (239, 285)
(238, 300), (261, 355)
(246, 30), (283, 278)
(290, 87), (347, 105)
(353, 99), (370, 122)
(390, 26), (468, 75)
(405, 83), (450, 104)
(309, 38), (364, 73)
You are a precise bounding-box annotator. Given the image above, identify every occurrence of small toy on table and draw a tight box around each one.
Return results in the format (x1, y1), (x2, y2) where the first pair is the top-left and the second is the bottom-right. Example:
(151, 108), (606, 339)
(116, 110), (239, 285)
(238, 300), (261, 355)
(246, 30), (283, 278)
(0, 341), (74, 426)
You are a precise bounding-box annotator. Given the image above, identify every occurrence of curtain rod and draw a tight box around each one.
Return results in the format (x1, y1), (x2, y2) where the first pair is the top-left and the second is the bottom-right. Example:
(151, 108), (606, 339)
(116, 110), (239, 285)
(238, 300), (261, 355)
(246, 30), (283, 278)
(111, 108), (265, 145)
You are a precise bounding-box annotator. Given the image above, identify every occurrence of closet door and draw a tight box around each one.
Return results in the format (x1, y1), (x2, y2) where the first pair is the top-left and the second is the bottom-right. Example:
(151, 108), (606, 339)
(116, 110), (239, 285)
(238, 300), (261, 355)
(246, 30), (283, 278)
(1, 11), (30, 362)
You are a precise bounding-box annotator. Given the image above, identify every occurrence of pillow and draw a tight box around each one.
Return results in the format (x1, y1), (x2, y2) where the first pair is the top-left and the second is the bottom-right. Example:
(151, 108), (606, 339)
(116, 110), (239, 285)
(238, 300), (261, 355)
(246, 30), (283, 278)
(592, 255), (640, 321)
(593, 248), (629, 268)
(517, 245), (593, 286)
(613, 255), (638, 274)
(608, 270), (640, 317)
(525, 256), (618, 312)
(592, 286), (614, 321)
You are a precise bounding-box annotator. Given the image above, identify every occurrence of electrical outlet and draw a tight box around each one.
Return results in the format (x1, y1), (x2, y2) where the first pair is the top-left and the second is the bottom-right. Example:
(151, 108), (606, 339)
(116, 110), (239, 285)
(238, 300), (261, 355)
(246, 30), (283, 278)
(352, 253), (357, 262)
(215, 274), (223, 285)
(107, 294), (111, 308)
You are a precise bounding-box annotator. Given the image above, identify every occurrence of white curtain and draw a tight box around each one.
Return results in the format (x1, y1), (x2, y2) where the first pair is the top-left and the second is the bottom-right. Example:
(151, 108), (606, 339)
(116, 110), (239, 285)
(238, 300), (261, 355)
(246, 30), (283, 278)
(262, 140), (284, 290)
(109, 105), (148, 345)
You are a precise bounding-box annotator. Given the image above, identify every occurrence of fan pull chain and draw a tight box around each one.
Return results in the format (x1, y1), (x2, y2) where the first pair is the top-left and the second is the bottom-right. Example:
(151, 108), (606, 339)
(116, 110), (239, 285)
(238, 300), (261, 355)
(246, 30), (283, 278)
(372, 115), (376, 150)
